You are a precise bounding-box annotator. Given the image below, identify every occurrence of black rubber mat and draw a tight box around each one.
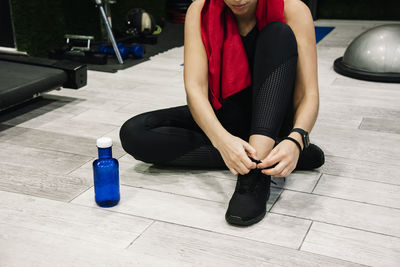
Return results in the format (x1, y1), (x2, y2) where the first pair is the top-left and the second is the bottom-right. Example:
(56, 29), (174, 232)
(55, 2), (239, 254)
(87, 22), (184, 73)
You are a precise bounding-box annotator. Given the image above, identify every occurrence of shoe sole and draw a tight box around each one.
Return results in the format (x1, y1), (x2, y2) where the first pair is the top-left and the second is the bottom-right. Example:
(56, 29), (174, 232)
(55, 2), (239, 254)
(225, 209), (267, 226)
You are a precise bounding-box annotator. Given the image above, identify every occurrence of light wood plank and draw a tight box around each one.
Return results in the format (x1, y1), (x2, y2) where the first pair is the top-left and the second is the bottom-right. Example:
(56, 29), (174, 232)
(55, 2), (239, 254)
(332, 76), (400, 92)
(323, 105), (400, 121)
(360, 117), (400, 135)
(315, 102), (400, 129)
(302, 222), (400, 267)
(116, 95), (186, 114)
(72, 109), (134, 126)
(272, 170), (322, 193)
(0, 224), (165, 267)
(272, 190), (400, 237)
(311, 125), (400, 166)
(0, 104), (79, 129)
(129, 221), (362, 266)
(320, 85), (400, 110)
(0, 142), (92, 174)
(0, 125), (125, 158)
(42, 93), (133, 112)
(101, 127), (122, 145)
(36, 117), (118, 139)
(314, 113), (361, 129)
(314, 174), (400, 209)
(0, 163), (90, 201)
(72, 82), (185, 105)
(321, 155), (400, 185)
(72, 185), (312, 249)
(0, 190), (153, 249)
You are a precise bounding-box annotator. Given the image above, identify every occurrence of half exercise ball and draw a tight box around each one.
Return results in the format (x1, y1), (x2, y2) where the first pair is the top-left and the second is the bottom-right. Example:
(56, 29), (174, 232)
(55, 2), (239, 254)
(334, 24), (400, 83)
(126, 8), (157, 37)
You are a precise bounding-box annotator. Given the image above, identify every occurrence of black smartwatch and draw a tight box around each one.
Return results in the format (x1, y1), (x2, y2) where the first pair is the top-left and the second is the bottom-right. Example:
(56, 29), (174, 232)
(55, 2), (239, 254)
(291, 128), (310, 149)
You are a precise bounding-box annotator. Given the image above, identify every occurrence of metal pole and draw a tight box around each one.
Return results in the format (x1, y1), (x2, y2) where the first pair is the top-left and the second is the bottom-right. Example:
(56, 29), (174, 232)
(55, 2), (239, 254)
(95, 0), (123, 64)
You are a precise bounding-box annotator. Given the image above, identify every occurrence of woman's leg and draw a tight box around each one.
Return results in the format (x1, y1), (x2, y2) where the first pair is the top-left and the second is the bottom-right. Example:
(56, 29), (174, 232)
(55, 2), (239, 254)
(225, 21), (300, 226)
(119, 105), (226, 168)
(249, 21), (299, 159)
(249, 21), (324, 169)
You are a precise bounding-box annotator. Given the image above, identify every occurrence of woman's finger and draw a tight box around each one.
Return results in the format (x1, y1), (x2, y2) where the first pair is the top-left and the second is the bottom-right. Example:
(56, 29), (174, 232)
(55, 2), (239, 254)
(242, 141), (258, 160)
(262, 160), (286, 176)
(258, 152), (282, 169)
(277, 167), (290, 178)
(236, 161), (251, 175)
(241, 152), (256, 169)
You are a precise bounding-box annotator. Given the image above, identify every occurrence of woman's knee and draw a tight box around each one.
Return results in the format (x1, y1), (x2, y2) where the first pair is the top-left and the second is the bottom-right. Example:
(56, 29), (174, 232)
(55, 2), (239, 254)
(256, 21), (298, 57)
(119, 113), (149, 160)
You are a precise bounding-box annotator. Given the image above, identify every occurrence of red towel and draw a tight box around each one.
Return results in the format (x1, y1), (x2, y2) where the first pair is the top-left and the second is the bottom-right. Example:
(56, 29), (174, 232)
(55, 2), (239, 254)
(200, 0), (286, 110)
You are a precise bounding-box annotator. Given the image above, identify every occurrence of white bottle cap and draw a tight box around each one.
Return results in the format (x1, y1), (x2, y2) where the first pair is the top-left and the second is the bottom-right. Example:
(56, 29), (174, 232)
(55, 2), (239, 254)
(97, 137), (113, 148)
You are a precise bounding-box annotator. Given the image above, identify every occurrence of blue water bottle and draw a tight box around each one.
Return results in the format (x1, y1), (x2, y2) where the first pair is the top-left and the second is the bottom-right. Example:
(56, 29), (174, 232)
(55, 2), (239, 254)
(93, 137), (120, 207)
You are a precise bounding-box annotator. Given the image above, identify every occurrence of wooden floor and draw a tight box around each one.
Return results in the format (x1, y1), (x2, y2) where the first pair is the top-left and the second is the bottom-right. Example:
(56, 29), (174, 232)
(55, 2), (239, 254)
(1, 19), (399, 266)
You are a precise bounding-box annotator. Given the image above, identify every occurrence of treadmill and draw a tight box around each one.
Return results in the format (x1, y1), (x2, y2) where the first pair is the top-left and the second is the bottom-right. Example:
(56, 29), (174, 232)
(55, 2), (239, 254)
(0, 53), (87, 111)
(0, 0), (87, 111)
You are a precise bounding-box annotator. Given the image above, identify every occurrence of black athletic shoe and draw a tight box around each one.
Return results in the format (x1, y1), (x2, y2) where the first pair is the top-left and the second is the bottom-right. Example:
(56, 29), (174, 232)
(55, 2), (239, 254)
(296, 143), (325, 170)
(225, 168), (271, 226)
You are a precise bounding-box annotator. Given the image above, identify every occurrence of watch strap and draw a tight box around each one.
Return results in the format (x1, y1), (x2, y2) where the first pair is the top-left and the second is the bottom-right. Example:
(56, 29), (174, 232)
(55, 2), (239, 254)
(282, 136), (302, 154)
(292, 128), (307, 134)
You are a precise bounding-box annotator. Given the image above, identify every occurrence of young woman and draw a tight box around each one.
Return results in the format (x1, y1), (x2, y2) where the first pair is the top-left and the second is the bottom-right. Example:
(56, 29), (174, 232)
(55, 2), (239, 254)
(120, 0), (324, 226)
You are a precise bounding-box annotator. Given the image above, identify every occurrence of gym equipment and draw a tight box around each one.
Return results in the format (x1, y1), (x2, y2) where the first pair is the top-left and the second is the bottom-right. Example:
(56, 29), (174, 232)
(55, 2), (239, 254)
(65, 34), (94, 52)
(334, 24), (400, 83)
(99, 0), (116, 42)
(0, 53), (87, 111)
(125, 8), (157, 37)
(98, 42), (144, 59)
(0, 0), (15, 48)
(49, 34), (108, 65)
(94, 0), (123, 64)
(130, 44), (145, 58)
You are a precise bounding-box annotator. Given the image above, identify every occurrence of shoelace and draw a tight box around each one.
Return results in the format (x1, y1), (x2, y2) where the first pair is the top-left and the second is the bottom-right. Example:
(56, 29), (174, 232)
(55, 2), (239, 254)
(236, 169), (277, 193)
(236, 157), (278, 193)
(251, 157), (278, 186)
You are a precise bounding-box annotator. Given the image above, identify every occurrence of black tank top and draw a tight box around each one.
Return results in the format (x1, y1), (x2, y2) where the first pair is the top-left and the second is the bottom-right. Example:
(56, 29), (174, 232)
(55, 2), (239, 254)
(240, 25), (259, 74)
(221, 25), (258, 106)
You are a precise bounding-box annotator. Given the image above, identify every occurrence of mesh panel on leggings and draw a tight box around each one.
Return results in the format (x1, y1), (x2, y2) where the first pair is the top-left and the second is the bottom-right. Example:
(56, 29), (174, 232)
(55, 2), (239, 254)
(250, 56), (298, 139)
(161, 145), (226, 168)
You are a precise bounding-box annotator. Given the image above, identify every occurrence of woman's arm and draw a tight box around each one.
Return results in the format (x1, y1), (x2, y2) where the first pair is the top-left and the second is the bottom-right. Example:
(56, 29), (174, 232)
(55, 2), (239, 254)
(184, 0), (257, 174)
(259, 0), (320, 176)
(286, 0), (320, 148)
(184, 0), (226, 147)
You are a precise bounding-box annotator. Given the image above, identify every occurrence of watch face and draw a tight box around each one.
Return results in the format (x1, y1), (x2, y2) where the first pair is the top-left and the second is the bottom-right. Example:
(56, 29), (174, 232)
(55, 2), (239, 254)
(292, 128), (310, 148)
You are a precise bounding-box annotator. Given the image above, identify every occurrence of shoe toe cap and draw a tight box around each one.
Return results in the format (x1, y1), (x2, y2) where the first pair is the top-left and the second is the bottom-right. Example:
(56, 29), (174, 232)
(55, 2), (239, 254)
(226, 194), (265, 222)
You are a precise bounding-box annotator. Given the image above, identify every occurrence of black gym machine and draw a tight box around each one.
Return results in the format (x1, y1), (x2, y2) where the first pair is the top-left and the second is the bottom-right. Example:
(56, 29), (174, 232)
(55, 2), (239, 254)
(0, 52), (87, 112)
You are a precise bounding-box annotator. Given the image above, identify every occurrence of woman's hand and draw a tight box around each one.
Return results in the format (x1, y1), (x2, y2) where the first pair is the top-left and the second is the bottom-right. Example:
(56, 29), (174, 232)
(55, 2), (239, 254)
(215, 134), (258, 175)
(257, 139), (300, 178)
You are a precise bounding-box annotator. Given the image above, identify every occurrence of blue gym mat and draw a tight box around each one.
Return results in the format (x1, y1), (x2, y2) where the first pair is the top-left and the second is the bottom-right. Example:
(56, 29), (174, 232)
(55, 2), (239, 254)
(315, 26), (334, 43)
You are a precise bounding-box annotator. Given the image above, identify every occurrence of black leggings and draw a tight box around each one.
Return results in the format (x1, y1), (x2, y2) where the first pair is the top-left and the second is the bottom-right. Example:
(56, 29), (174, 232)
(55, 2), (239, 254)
(120, 21), (298, 168)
